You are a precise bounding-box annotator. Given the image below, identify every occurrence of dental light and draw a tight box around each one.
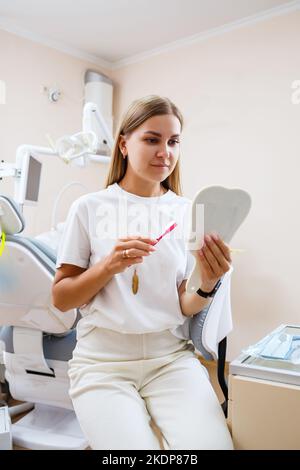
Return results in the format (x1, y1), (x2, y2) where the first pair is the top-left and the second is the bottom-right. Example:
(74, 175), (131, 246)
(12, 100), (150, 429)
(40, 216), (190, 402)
(50, 131), (99, 164)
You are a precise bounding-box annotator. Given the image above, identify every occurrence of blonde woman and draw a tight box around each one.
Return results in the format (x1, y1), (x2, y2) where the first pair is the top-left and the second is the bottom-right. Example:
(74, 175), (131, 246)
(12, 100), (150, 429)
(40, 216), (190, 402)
(52, 95), (233, 450)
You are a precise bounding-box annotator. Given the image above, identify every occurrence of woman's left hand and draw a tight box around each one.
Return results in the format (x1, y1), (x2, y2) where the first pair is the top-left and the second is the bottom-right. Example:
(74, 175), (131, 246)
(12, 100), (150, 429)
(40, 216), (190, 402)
(197, 233), (232, 292)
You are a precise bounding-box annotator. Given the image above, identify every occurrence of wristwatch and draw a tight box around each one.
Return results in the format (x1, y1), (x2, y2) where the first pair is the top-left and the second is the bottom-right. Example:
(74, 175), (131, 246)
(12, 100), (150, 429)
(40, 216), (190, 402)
(196, 279), (222, 299)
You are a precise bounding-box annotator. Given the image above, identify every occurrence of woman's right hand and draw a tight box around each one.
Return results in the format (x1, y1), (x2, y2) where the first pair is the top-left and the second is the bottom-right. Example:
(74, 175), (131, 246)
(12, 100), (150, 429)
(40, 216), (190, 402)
(103, 236), (157, 275)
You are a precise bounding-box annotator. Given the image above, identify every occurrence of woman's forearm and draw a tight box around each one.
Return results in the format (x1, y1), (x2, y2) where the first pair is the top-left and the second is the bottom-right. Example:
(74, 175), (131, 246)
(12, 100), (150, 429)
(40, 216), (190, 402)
(179, 291), (212, 317)
(52, 258), (114, 312)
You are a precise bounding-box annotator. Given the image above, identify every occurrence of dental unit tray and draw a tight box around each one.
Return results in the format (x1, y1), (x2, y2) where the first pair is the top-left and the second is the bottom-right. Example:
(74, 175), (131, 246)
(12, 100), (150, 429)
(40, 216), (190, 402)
(242, 324), (300, 363)
(230, 324), (300, 387)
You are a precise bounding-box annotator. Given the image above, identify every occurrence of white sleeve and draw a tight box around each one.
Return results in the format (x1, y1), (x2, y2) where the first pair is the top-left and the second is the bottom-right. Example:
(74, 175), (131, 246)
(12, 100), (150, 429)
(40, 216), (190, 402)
(56, 199), (91, 269)
(183, 250), (195, 280)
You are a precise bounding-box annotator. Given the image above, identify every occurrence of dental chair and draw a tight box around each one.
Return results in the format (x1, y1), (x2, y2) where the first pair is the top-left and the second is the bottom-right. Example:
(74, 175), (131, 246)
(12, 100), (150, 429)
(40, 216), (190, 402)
(0, 194), (231, 450)
(0, 195), (88, 450)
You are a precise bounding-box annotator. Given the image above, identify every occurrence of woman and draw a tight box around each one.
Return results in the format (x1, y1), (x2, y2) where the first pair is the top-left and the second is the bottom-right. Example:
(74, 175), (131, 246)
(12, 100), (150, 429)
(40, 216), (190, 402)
(52, 95), (233, 450)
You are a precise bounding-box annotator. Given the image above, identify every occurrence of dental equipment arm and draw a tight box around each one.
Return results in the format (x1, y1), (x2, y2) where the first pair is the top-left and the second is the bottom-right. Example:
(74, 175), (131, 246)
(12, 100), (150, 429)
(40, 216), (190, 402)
(44, 102), (113, 167)
(0, 101), (113, 211)
(83, 102), (113, 149)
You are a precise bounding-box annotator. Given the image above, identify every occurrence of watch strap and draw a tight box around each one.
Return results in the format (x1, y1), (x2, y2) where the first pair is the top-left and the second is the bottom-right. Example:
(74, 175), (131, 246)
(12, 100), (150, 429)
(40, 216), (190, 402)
(196, 279), (222, 298)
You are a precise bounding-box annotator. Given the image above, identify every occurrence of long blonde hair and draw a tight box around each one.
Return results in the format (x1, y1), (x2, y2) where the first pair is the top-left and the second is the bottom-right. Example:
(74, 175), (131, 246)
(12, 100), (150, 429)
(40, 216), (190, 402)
(104, 95), (184, 195)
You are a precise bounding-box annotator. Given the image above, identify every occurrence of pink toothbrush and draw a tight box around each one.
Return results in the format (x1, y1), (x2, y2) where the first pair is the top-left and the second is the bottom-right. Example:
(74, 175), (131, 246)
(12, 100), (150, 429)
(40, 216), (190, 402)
(153, 221), (177, 245)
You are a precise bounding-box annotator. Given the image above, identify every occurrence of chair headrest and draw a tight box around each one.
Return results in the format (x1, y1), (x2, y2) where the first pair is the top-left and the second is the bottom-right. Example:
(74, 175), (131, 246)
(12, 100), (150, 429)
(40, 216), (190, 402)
(0, 196), (25, 235)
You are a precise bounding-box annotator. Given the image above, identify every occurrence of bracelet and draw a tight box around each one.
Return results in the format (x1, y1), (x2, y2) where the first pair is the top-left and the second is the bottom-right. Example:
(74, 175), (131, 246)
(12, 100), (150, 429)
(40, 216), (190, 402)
(196, 279), (222, 298)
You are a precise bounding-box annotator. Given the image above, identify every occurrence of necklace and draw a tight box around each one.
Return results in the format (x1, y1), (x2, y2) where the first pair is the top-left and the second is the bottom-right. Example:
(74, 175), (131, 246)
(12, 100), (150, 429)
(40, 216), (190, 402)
(118, 182), (167, 295)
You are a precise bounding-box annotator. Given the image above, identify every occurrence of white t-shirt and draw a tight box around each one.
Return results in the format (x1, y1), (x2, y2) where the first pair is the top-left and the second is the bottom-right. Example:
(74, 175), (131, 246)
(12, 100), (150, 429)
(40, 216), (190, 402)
(56, 182), (195, 340)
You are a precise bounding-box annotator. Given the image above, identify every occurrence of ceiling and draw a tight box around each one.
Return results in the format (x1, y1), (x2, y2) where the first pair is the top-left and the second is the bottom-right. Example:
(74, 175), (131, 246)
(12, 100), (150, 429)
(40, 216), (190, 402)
(0, 0), (298, 68)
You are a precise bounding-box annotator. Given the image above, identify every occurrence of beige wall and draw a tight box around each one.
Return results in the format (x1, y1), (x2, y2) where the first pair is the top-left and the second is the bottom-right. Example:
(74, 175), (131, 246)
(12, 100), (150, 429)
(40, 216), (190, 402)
(0, 29), (111, 236)
(1, 10), (299, 359)
(110, 11), (300, 359)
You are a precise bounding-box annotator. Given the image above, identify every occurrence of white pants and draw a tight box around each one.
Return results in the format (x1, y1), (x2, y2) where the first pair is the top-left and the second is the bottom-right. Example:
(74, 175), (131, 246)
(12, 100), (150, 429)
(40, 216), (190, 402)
(68, 327), (233, 450)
